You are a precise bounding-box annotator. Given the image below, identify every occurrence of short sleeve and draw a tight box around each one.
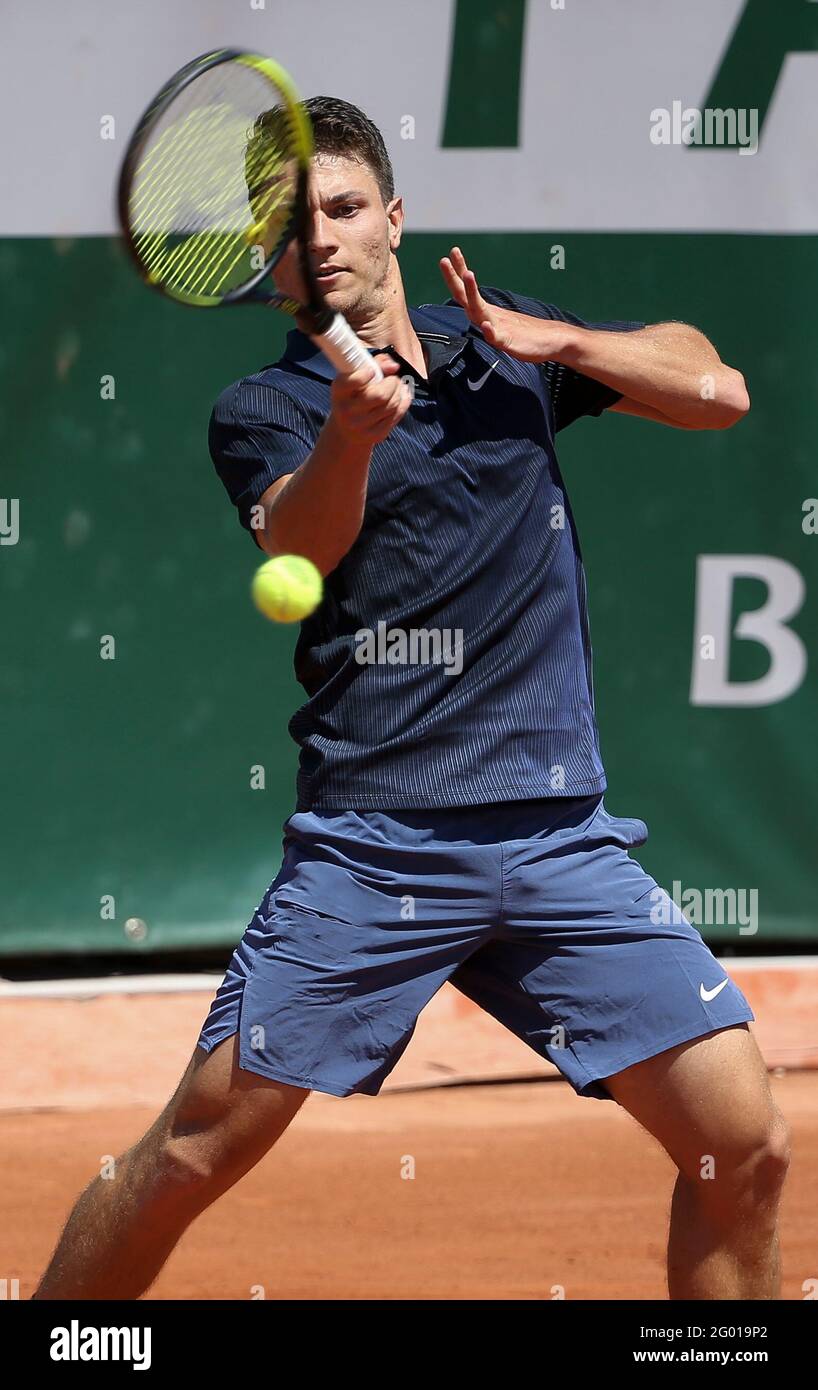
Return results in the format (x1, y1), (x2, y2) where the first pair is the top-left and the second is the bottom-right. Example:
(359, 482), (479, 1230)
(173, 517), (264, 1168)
(209, 380), (316, 538)
(478, 287), (645, 433)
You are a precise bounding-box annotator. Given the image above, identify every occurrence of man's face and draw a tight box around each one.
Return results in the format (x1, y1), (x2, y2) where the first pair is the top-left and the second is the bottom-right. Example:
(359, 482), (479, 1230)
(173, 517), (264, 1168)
(272, 153), (401, 322)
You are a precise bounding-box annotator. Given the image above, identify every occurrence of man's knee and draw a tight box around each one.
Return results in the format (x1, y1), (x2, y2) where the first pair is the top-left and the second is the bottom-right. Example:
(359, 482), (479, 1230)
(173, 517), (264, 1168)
(145, 1041), (309, 1206)
(736, 1108), (791, 1198)
(146, 1134), (219, 1211)
(686, 1107), (791, 1226)
(747, 1109), (791, 1200)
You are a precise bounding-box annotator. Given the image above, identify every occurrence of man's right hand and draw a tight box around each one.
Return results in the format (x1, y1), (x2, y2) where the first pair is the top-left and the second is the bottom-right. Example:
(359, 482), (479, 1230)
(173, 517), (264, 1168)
(329, 354), (413, 447)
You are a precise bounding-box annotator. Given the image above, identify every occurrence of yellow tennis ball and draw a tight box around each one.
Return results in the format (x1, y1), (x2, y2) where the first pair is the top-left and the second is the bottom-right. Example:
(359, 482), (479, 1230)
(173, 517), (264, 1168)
(251, 554), (323, 623)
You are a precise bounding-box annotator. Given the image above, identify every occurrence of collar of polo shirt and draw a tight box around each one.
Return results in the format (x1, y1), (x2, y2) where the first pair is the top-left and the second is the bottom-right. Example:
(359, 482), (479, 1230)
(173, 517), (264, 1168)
(283, 306), (470, 388)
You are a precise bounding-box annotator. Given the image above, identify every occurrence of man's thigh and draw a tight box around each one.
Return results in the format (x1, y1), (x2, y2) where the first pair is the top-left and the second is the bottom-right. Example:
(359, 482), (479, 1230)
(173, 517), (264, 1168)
(602, 1023), (783, 1177)
(196, 809), (501, 1098)
(451, 799), (755, 1103)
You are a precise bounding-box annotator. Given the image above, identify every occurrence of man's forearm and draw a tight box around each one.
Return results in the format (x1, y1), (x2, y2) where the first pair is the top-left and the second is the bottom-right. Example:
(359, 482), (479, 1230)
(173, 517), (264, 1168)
(558, 321), (750, 428)
(259, 414), (374, 576)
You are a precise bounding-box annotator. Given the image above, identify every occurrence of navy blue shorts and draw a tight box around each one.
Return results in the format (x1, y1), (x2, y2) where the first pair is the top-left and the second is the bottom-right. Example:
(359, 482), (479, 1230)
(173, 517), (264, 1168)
(197, 795), (754, 1099)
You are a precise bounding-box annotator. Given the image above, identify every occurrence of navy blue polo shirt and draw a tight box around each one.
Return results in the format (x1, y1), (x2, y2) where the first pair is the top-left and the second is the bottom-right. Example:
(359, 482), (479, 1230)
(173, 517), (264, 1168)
(210, 287), (644, 810)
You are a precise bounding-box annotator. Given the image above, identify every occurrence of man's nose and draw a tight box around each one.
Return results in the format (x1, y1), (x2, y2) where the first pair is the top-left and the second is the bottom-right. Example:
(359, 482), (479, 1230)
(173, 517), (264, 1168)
(307, 209), (338, 253)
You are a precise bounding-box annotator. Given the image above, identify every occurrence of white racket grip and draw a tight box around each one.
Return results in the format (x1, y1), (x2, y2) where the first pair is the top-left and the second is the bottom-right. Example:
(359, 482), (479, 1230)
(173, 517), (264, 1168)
(318, 313), (384, 381)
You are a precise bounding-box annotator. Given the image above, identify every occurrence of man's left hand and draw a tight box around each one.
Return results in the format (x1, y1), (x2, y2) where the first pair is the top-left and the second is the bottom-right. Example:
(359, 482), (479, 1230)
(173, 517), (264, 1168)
(440, 246), (567, 362)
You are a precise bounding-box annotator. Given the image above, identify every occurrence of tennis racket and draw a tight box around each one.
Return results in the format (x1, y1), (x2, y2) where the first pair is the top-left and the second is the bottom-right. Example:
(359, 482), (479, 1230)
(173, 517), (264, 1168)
(117, 49), (382, 380)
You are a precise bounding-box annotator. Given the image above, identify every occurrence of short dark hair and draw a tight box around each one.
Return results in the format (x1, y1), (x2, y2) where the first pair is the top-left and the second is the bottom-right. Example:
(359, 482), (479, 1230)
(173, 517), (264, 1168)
(303, 97), (394, 203)
(248, 96), (395, 206)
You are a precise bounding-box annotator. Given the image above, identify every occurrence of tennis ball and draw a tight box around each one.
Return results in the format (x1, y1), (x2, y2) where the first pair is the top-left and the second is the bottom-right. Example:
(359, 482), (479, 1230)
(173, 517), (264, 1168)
(251, 554), (323, 623)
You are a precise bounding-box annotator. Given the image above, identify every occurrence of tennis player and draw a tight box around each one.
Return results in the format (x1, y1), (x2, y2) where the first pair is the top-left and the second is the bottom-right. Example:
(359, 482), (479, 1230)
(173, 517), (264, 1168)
(35, 98), (789, 1302)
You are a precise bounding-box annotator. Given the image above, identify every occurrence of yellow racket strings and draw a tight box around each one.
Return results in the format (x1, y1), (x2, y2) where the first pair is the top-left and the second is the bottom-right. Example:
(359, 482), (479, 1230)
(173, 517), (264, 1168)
(130, 66), (296, 299)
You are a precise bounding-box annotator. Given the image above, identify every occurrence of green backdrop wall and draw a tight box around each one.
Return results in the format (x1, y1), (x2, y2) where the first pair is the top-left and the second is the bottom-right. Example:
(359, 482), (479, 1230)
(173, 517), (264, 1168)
(1, 231), (816, 954)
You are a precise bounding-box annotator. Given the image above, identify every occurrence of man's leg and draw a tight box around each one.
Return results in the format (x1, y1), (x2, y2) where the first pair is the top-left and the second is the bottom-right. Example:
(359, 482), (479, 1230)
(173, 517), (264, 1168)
(603, 1023), (791, 1300)
(34, 1036), (309, 1300)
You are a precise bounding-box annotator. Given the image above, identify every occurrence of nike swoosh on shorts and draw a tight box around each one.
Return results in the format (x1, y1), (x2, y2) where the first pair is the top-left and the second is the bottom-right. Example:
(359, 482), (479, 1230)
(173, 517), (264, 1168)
(700, 978), (729, 1002)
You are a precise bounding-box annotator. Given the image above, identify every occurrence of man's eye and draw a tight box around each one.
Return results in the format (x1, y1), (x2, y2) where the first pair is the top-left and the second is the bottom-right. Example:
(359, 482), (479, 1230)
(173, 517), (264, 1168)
(335, 204), (358, 217)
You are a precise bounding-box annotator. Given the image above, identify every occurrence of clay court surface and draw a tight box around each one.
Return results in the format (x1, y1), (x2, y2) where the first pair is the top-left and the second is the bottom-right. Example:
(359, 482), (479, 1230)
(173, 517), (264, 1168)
(2, 965), (817, 1300)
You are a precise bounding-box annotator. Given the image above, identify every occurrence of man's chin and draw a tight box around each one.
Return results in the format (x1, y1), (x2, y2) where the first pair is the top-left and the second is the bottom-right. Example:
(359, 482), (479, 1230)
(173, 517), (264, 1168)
(318, 281), (354, 311)
(325, 302), (361, 330)
(309, 275), (373, 327)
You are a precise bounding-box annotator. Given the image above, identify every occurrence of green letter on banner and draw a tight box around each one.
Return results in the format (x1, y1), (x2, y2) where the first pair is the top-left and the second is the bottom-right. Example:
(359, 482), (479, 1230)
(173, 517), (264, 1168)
(699, 0), (818, 146)
(442, 0), (527, 148)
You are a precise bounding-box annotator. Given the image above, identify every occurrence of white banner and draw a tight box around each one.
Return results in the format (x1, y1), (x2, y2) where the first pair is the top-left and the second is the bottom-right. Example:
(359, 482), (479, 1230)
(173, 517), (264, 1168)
(2, 0), (817, 235)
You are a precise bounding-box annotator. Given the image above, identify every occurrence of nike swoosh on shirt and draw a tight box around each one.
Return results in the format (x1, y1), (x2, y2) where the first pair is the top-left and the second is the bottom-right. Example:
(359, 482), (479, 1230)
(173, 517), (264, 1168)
(700, 978), (729, 1002)
(466, 360), (500, 391)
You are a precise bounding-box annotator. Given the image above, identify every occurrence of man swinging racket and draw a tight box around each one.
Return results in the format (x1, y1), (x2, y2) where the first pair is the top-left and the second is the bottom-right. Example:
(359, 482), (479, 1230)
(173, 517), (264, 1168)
(35, 96), (789, 1301)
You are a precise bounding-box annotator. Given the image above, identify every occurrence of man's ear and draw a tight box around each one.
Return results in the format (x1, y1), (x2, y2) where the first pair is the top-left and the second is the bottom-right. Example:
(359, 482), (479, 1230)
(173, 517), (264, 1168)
(387, 196), (404, 252)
